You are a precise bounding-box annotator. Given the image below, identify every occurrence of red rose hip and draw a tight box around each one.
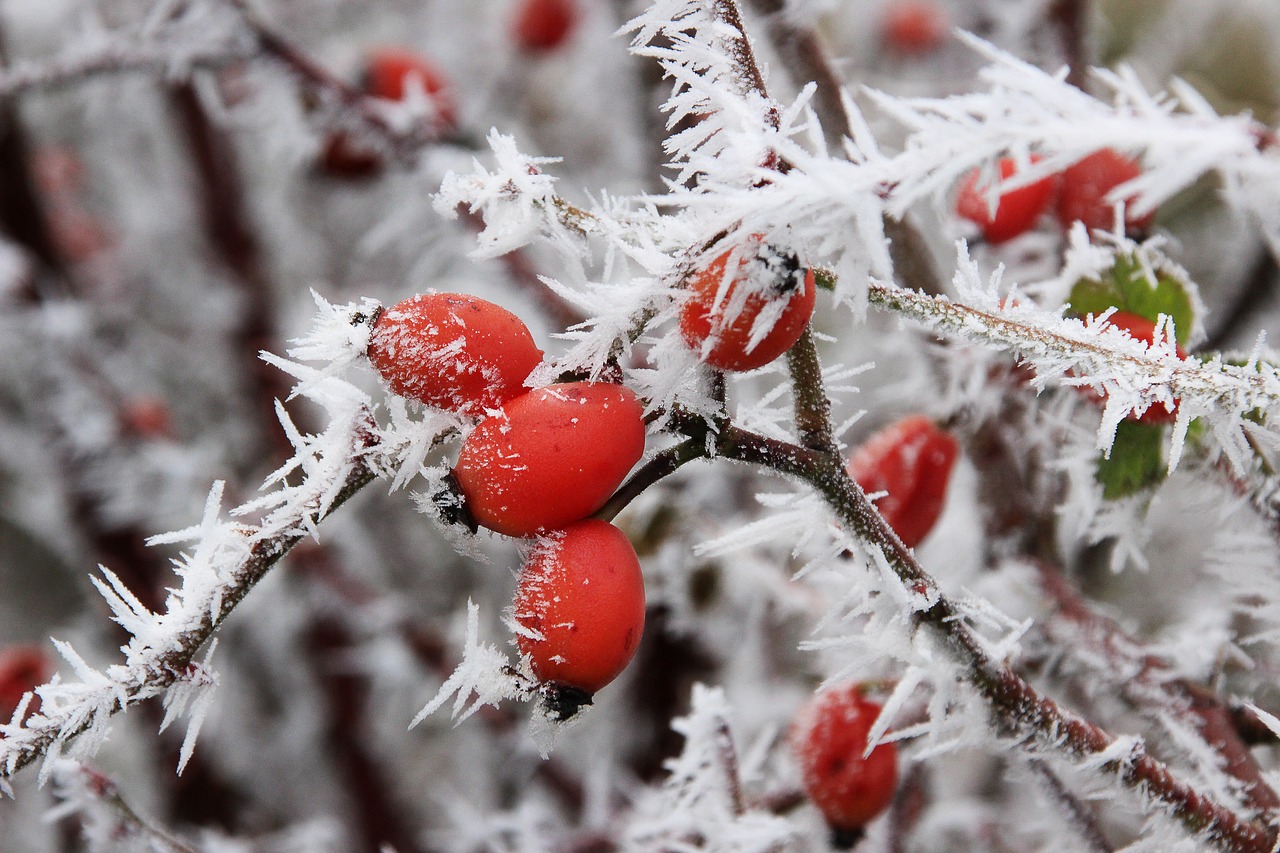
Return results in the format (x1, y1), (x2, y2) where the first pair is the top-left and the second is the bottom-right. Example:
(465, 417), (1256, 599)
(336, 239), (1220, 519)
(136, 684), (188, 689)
(513, 0), (579, 53)
(792, 684), (898, 846)
(454, 382), (646, 536)
(362, 47), (456, 130)
(368, 292), (543, 416)
(881, 0), (948, 56)
(1056, 148), (1152, 234)
(847, 415), (959, 548)
(955, 156), (1059, 244)
(680, 239), (816, 372)
(514, 519), (646, 717)
(0, 645), (50, 725)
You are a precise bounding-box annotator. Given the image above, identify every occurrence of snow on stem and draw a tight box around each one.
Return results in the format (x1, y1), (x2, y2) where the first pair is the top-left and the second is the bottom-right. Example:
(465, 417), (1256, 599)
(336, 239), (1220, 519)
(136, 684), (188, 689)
(0, 411), (380, 784)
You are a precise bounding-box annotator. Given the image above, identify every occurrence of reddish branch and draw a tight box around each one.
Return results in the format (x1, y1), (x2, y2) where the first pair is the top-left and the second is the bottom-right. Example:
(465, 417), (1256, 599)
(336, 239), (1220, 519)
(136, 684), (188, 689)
(1034, 560), (1280, 819)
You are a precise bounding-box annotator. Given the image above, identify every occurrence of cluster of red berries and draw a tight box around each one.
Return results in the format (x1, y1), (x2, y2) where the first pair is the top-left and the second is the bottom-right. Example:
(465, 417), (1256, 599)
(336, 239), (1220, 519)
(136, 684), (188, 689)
(367, 292), (645, 715)
(791, 683), (898, 847)
(956, 149), (1152, 244)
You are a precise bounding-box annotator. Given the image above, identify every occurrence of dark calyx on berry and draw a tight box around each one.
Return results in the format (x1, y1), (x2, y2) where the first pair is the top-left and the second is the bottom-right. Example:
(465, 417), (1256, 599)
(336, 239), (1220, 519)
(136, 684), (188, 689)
(542, 682), (594, 721)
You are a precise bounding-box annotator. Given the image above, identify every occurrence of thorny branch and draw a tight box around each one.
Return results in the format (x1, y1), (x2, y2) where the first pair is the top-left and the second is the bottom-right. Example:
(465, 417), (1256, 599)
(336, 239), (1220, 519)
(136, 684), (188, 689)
(0, 420), (381, 781)
(659, 413), (1278, 852)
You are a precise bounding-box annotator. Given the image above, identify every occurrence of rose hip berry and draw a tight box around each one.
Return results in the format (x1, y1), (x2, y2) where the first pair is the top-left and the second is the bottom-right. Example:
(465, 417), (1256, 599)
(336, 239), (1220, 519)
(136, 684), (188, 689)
(513, 0), (579, 54)
(513, 519), (646, 719)
(1056, 148), (1152, 234)
(847, 415), (959, 548)
(881, 0), (949, 56)
(0, 645), (50, 725)
(679, 239), (817, 372)
(955, 156), (1059, 244)
(792, 683), (898, 848)
(368, 292), (543, 417)
(362, 46), (457, 130)
(453, 382), (646, 537)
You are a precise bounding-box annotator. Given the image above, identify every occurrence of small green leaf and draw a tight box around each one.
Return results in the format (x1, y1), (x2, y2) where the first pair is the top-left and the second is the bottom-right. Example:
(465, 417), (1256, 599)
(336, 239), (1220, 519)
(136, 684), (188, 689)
(1096, 419), (1167, 499)
(1067, 253), (1195, 345)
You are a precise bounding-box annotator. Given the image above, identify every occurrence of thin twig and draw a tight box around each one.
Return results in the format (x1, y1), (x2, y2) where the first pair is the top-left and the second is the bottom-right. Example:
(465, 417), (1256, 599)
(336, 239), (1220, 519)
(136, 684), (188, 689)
(1046, 0), (1091, 92)
(594, 438), (709, 522)
(57, 765), (201, 853)
(1028, 759), (1114, 853)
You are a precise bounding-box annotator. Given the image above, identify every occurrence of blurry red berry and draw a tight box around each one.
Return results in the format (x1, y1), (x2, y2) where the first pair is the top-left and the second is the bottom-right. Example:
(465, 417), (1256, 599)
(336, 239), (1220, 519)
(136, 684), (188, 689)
(955, 156), (1060, 244)
(847, 415), (959, 548)
(362, 47), (457, 130)
(454, 382), (646, 537)
(120, 396), (175, 440)
(792, 683), (898, 844)
(514, 519), (645, 717)
(368, 292), (544, 417)
(0, 645), (50, 725)
(680, 239), (817, 372)
(1056, 148), (1152, 234)
(881, 0), (948, 56)
(318, 132), (385, 179)
(513, 0), (579, 54)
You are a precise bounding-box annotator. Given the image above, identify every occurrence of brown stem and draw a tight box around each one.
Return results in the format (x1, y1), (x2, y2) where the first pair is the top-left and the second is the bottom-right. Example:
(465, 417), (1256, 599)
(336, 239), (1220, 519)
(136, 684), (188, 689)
(1046, 0), (1091, 92)
(784, 326), (839, 455)
(709, 0), (775, 121)
(743, 0), (943, 296)
(594, 438), (709, 522)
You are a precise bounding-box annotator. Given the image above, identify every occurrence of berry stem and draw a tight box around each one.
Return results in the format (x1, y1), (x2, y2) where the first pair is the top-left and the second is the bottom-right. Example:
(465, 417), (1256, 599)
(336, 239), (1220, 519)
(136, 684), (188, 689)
(593, 437), (709, 522)
(784, 325), (839, 455)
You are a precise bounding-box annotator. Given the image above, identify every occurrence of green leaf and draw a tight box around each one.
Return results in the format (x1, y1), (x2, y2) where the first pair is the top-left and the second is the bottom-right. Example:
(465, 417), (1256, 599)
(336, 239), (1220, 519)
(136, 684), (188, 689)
(1067, 253), (1195, 345)
(1096, 419), (1167, 499)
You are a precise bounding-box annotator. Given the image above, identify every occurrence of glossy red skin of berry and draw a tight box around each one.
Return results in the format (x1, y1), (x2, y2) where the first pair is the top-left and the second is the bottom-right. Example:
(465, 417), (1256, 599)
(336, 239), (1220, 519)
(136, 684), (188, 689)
(362, 47), (457, 129)
(0, 646), (50, 724)
(881, 0), (948, 56)
(513, 0), (579, 53)
(368, 293), (543, 417)
(679, 243), (817, 372)
(792, 684), (898, 834)
(1056, 149), (1152, 233)
(847, 415), (959, 549)
(514, 519), (646, 695)
(454, 382), (647, 537)
(1088, 311), (1187, 424)
(956, 157), (1060, 244)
